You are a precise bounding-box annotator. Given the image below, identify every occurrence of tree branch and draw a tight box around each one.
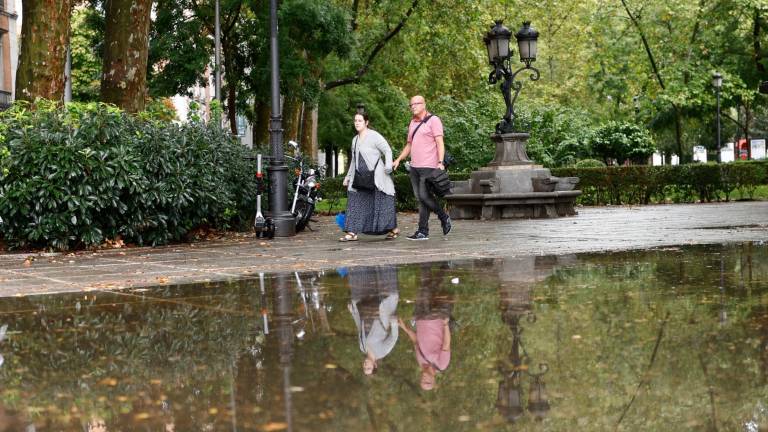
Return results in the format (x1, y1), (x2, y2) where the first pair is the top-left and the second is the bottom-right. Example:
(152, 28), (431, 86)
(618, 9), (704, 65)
(620, 0), (665, 90)
(324, 0), (420, 90)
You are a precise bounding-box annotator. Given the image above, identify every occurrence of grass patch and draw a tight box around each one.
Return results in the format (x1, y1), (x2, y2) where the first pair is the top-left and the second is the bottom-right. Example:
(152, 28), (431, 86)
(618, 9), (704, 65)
(316, 197), (347, 215)
(732, 184), (768, 201)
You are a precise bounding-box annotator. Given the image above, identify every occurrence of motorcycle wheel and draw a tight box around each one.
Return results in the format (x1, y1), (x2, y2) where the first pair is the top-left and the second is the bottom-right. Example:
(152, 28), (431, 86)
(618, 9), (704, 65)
(294, 195), (314, 232)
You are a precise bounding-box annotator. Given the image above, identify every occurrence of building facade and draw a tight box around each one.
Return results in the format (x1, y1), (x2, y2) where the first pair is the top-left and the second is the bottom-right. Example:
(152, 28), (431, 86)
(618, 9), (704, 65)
(0, 0), (18, 110)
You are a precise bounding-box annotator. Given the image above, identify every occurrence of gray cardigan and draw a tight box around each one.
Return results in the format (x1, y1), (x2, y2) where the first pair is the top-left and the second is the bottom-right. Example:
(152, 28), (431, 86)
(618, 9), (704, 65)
(344, 129), (396, 196)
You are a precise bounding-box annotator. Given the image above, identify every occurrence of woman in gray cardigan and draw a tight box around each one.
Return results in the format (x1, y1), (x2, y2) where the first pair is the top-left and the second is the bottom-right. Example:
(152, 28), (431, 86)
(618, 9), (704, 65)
(340, 112), (399, 241)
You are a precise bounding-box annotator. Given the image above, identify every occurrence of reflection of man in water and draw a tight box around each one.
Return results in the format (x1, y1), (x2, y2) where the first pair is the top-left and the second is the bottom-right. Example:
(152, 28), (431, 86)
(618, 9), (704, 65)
(347, 266), (399, 375)
(398, 264), (453, 390)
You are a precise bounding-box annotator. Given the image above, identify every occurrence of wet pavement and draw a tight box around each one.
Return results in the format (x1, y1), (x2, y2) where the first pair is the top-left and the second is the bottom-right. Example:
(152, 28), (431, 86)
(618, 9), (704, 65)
(0, 243), (766, 431)
(0, 202), (767, 296)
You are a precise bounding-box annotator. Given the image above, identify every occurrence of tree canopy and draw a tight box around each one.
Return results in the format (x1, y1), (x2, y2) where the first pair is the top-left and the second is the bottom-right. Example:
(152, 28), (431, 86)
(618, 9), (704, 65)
(17, 0), (768, 165)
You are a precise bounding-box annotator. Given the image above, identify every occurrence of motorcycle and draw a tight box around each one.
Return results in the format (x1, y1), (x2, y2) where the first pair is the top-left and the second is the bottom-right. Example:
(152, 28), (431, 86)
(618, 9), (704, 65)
(287, 141), (322, 233)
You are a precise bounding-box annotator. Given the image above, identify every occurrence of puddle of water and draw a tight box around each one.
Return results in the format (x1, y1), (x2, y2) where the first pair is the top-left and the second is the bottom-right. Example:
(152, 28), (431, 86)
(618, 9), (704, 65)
(0, 243), (767, 431)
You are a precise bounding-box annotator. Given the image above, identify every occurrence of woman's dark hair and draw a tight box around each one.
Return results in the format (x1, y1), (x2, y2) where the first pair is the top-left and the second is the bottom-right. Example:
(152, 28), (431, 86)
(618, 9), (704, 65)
(354, 111), (370, 122)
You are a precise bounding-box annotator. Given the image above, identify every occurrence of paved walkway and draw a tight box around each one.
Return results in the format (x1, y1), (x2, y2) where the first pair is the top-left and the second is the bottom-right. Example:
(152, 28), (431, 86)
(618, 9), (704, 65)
(0, 202), (766, 297)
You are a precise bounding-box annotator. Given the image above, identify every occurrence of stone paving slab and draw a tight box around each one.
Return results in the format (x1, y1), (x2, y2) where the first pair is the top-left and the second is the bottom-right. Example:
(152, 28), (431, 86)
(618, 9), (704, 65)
(0, 201), (766, 297)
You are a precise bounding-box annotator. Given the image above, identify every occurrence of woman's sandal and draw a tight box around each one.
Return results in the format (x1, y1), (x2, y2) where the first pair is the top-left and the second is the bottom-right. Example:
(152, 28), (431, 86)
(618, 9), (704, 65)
(339, 233), (358, 242)
(385, 229), (400, 240)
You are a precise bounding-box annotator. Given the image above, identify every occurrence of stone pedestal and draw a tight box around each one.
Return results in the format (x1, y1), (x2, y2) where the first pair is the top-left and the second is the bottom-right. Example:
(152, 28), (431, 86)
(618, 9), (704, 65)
(446, 133), (581, 220)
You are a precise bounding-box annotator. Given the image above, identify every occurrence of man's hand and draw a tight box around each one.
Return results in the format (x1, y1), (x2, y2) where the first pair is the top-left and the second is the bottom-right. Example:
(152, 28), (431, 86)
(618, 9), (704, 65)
(437, 163), (445, 171)
(393, 159), (401, 171)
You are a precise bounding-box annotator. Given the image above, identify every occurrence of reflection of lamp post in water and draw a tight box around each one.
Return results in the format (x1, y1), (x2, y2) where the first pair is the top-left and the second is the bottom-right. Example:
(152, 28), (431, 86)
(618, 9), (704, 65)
(496, 284), (550, 422)
(274, 274), (295, 432)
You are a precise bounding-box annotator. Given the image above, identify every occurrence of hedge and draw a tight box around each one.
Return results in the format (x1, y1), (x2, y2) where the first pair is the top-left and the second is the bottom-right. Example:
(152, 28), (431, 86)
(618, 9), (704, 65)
(0, 101), (257, 250)
(552, 161), (768, 205)
(319, 162), (767, 212)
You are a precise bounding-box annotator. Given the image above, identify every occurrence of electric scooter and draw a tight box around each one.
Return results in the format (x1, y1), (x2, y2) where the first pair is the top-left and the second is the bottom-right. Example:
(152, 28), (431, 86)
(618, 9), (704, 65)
(253, 154), (275, 239)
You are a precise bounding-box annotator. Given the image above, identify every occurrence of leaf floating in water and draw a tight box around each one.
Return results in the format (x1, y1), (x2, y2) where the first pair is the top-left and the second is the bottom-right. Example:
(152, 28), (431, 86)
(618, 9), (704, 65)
(324, 364), (337, 369)
(451, 277), (460, 284)
(458, 415), (470, 422)
(98, 378), (118, 386)
(571, 335), (582, 340)
(289, 386), (305, 392)
(134, 412), (150, 420)
(262, 423), (288, 431)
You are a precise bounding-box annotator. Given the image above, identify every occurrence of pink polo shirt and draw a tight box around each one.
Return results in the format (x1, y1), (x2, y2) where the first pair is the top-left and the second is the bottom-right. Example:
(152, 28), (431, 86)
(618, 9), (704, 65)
(415, 319), (450, 371)
(407, 114), (444, 168)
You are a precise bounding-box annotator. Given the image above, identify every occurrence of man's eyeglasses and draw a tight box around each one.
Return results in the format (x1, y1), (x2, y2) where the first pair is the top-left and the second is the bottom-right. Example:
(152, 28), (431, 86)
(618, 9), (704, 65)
(409, 102), (424, 107)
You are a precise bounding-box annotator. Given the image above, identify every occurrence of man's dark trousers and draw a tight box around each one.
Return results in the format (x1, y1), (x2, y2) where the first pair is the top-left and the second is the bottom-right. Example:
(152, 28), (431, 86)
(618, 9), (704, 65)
(409, 167), (448, 235)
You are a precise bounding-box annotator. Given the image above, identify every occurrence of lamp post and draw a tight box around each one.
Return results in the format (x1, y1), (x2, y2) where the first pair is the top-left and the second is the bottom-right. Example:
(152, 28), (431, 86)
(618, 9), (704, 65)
(484, 21), (540, 134)
(214, 0), (221, 102)
(712, 72), (723, 161)
(267, 0), (296, 237)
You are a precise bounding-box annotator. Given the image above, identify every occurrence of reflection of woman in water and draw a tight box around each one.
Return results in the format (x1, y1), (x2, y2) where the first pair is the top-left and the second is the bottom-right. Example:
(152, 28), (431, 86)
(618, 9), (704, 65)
(347, 266), (399, 375)
(398, 264), (453, 390)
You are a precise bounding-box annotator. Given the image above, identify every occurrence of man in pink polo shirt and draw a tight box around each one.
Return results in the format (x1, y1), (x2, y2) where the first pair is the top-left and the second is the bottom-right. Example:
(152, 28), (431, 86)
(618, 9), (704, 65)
(393, 95), (452, 240)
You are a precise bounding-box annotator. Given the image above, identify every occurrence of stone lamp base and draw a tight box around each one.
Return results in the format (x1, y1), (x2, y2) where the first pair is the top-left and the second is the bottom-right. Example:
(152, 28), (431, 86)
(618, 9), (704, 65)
(445, 133), (581, 220)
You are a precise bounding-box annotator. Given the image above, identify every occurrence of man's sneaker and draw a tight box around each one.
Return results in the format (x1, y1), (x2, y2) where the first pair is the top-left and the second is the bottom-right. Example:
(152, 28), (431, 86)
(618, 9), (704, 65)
(406, 231), (429, 241)
(440, 215), (452, 235)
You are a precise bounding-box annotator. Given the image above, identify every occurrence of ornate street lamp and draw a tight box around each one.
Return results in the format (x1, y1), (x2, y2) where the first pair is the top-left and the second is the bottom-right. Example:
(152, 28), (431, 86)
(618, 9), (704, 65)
(484, 21), (540, 134)
(712, 72), (723, 160)
(267, 0), (296, 236)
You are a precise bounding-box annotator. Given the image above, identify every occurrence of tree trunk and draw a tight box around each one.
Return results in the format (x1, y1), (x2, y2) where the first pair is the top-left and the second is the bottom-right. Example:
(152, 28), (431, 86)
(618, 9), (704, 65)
(300, 106), (318, 162)
(100, 0), (152, 113)
(252, 100), (271, 149)
(282, 97), (300, 144)
(15, 0), (72, 102)
(673, 105), (685, 163)
(222, 36), (238, 135)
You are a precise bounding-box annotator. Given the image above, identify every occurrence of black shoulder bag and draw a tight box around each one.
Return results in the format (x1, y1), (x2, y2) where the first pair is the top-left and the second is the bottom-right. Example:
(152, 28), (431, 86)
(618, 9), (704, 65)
(351, 136), (379, 191)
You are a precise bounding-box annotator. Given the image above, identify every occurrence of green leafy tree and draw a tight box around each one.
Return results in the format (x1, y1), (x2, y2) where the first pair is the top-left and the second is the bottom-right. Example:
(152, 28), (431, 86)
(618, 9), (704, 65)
(589, 121), (657, 165)
(70, 6), (103, 102)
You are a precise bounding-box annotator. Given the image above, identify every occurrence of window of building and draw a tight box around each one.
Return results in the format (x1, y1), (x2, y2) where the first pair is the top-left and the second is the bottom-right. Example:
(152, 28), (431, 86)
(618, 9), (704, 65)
(236, 114), (247, 137)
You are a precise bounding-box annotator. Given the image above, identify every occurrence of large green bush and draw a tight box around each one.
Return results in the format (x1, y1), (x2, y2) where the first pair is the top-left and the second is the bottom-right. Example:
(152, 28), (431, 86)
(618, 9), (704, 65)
(588, 121), (657, 165)
(0, 101), (256, 250)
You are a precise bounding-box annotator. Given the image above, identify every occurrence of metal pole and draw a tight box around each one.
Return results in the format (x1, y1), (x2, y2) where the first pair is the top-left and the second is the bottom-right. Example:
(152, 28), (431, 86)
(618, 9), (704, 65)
(716, 87), (721, 161)
(268, 0), (296, 236)
(64, 45), (72, 103)
(215, 0), (222, 101)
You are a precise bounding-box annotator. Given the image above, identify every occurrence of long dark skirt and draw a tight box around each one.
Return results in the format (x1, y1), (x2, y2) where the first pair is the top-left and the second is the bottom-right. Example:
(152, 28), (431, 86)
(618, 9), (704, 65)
(345, 159), (397, 235)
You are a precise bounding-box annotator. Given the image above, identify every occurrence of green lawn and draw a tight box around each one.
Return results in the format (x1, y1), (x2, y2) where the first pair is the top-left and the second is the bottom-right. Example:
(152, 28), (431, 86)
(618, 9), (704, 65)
(315, 196), (347, 215)
(732, 184), (768, 201)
